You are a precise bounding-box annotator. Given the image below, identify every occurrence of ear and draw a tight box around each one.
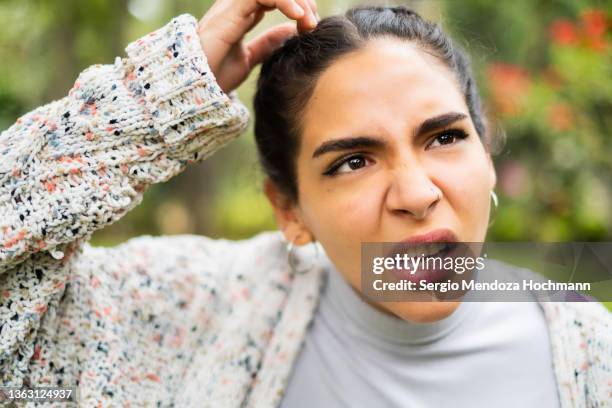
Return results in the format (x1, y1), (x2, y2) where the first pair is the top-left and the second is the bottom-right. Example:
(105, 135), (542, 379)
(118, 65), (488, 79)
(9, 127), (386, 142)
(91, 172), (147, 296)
(263, 178), (314, 245)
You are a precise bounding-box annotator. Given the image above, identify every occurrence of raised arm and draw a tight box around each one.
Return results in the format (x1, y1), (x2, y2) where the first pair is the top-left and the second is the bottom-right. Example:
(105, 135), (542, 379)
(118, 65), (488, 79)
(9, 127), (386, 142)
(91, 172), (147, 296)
(1, 0), (319, 272)
(0, 1), (319, 393)
(0, 14), (249, 273)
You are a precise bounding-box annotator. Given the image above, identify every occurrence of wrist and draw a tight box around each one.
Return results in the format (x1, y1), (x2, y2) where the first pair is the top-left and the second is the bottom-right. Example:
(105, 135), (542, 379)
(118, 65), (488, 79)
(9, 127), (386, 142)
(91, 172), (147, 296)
(196, 19), (222, 77)
(124, 14), (239, 150)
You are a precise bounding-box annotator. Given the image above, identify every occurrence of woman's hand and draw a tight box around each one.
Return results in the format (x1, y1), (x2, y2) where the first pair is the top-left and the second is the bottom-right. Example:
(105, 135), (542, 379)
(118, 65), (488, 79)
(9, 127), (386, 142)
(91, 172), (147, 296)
(198, 0), (319, 94)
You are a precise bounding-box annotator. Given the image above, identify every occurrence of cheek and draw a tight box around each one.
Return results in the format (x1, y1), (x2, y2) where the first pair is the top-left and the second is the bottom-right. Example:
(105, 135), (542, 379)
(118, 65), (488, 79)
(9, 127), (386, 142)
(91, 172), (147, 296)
(444, 159), (489, 197)
(436, 145), (492, 236)
(302, 177), (383, 237)
(298, 176), (386, 278)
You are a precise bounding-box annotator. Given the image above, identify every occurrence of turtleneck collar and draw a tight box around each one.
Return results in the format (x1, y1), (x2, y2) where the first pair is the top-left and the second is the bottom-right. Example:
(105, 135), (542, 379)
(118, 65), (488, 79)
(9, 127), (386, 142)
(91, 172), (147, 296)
(317, 244), (474, 347)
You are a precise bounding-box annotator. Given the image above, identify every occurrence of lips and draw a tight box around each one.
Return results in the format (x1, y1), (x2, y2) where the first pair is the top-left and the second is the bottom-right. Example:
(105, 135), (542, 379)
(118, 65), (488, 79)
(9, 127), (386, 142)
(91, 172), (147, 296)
(398, 228), (458, 244)
(384, 228), (460, 284)
(385, 228), (458, 257)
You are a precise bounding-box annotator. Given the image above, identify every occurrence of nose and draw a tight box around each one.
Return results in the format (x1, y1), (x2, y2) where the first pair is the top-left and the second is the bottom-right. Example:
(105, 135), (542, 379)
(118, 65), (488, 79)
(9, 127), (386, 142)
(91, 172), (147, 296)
(385, 163), (441, 220)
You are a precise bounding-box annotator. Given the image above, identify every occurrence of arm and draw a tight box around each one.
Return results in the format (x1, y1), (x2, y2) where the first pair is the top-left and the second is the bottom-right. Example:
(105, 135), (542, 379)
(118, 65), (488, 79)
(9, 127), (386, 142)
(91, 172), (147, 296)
(0, 0), (319, 393)
(0, 14), (249, 273)
(0, 13), (250, 388)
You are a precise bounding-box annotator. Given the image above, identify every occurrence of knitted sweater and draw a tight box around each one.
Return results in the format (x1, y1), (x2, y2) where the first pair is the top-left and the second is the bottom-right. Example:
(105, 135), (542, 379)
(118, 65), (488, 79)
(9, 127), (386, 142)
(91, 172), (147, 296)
(0, 14), (610, 408)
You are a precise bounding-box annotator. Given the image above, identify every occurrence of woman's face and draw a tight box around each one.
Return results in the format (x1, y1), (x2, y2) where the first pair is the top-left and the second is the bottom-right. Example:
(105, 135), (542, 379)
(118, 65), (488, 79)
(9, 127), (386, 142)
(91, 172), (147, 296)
(280, 37), (496, 323)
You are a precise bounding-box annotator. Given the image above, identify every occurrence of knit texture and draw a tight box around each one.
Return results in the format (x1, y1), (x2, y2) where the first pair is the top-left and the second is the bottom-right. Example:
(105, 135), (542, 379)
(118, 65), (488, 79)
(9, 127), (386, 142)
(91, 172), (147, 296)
(0, 13), (252, 405)
(0, 13), (610, 408)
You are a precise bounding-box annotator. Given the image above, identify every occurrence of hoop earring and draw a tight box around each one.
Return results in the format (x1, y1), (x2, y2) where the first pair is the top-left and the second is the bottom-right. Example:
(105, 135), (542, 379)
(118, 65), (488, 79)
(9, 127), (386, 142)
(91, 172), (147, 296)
(488, 190), (499, 228)
(286, 235), (320, 275)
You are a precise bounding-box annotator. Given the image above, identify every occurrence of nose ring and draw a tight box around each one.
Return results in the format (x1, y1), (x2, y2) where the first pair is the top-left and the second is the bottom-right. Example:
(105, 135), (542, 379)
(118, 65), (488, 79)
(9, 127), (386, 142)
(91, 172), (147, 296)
(431, 187), (441, 201)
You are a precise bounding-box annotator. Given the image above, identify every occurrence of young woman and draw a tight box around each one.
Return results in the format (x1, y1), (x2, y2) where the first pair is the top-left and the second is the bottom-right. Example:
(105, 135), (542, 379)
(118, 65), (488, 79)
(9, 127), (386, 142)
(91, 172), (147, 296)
(0, 0), (609, 406)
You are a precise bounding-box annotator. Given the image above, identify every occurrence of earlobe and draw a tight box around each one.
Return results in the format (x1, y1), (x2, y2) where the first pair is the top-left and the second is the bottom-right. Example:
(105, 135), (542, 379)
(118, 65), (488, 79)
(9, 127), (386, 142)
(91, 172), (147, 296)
(263, 178), (313, 245)
(282, 224), (314, 246)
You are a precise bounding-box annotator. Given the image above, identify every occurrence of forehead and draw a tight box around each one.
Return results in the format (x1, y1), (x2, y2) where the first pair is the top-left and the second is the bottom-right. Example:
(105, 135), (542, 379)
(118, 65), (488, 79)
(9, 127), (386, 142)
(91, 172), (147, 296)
(300, 38), (469, 146)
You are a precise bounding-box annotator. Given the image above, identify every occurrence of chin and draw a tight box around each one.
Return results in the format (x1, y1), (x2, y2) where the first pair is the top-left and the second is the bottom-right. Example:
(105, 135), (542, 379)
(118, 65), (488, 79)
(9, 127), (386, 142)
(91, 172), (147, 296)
(387, 300), (462, 323)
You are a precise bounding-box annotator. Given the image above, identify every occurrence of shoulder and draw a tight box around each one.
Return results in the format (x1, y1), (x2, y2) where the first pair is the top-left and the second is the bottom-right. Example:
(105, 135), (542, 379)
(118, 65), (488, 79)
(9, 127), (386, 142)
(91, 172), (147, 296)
(541, 301), (610, 342)
(72, 230), (287, 296)
(491, 258), (611, 362)
(484, 258), (611, 404)
(61, 231), (288, 346)
(79, 229), (284, 263)
(540, 301), (610, 405)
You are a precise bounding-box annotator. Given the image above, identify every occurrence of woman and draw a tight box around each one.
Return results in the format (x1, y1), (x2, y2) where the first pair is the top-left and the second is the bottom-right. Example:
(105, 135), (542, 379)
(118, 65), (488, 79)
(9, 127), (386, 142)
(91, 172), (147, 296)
(0, 0), (609, 406)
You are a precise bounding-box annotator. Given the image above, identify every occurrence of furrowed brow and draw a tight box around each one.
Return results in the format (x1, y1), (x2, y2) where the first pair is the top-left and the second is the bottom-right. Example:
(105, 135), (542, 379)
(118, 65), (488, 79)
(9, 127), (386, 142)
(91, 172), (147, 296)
(312, 136), (385, 159)
(415, 112), (468, 137)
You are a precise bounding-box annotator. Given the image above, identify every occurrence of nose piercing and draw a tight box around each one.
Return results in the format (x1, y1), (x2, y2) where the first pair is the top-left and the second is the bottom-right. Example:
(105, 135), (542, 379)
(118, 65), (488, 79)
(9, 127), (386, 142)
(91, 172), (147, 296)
(431, 187), (441, 201)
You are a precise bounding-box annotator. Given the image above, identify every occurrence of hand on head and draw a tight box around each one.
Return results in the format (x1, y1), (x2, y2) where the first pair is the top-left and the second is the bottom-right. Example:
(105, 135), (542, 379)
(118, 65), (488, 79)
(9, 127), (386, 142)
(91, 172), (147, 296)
(198, 0), (320, 93)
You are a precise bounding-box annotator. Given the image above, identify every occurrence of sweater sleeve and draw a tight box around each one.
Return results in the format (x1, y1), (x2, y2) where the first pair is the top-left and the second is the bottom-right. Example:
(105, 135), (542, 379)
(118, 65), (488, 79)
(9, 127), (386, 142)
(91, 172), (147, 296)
(0, 14), (249, 388)
(0, 13), (249, 273)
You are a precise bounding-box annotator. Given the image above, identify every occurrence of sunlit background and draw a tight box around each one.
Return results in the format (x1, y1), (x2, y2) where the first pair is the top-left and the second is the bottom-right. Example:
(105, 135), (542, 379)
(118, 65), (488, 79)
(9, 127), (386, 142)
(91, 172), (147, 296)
(1, 0), (610, 248)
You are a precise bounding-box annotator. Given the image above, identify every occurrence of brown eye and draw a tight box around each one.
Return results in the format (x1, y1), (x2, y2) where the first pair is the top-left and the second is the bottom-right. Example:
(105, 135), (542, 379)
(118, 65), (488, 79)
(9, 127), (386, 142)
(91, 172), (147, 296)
(324, 154), (373, 176)
(438, 133), (455, 145)
(428, 129), (469, 149)
(347, 157), (366, 169)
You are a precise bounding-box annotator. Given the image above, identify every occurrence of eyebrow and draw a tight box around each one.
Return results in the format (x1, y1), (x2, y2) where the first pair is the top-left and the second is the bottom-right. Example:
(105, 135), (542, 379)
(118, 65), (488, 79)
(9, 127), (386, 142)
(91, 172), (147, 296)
(311, 136), (384, 159)
(416, 112), (468, 137)
(311, 111), (469, 159)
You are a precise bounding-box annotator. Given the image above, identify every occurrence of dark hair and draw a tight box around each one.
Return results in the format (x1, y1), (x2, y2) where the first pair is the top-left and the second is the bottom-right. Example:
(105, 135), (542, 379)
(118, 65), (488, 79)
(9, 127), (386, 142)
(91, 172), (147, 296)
(254, 5), (490, 204)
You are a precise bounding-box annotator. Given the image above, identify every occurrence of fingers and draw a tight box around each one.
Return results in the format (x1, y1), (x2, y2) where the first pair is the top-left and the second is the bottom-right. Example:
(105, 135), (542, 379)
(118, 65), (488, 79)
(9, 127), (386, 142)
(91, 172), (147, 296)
(255, 0), (318, 31)
(199, 0), (318, 77)
(255, 0), (303, 20)
(246, 22), (298, 67)
(244, 7), (267, 32)
(293, 0), (318, 32)
(305, 0), (319, 20)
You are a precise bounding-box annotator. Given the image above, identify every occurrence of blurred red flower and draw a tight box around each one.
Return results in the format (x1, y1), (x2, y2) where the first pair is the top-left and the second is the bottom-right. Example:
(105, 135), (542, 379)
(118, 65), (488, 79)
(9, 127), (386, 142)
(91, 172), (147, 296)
(487, 63), (532, 116)
(580, 9), (609, 51)
(550, 19), (579, 45)
(581, 9), (608, 39)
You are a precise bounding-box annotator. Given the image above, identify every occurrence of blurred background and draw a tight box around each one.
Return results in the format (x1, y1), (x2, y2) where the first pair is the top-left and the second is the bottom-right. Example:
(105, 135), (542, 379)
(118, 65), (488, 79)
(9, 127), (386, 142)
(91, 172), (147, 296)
(0, 0), (610, 247)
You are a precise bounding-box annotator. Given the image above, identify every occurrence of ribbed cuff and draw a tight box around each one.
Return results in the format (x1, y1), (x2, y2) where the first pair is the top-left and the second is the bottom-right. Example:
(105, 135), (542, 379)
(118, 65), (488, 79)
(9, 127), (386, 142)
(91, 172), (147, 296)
(124, 14), (250, 158)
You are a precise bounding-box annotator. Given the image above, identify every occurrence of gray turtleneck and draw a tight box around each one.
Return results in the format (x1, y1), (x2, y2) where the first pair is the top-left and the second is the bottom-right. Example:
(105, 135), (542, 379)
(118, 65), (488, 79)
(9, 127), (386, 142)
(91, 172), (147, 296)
(279, 254), (560, 407)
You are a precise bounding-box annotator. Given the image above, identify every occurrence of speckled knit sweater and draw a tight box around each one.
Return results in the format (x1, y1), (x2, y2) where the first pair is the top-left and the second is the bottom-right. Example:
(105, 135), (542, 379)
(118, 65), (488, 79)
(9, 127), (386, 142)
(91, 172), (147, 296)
(0, 13), (610, 408)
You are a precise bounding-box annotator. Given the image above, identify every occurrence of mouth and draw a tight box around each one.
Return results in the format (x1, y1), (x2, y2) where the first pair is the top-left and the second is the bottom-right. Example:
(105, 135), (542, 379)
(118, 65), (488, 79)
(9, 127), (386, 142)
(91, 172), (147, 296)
(382, 229), (461, 284)
(398, 228), (458, 245)
(384, 228), (459, 259)
(391, 241), (458, 259)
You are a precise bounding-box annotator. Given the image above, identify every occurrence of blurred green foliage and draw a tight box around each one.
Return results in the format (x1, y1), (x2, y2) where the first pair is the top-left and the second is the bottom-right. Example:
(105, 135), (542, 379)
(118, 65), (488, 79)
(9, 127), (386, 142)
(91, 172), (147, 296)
(1, 0), (610, 250)
(444, 0), (612, 241)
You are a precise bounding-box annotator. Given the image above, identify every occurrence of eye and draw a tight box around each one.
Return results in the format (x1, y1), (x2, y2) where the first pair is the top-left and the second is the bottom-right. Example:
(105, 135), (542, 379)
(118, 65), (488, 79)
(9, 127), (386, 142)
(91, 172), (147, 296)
(427, 128), (469, 149)
(323, 154), (374, 176)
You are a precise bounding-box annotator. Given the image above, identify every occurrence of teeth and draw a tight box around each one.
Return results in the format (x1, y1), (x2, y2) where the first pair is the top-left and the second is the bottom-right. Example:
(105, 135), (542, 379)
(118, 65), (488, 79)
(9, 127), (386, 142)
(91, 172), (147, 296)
(399, 243), (447, 257)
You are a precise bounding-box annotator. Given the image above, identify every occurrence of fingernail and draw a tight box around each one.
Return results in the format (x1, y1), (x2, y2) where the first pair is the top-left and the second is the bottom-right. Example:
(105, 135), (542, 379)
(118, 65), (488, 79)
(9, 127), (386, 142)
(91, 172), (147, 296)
(292, 2), (304, 17)
(309, 9), (318, 26)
